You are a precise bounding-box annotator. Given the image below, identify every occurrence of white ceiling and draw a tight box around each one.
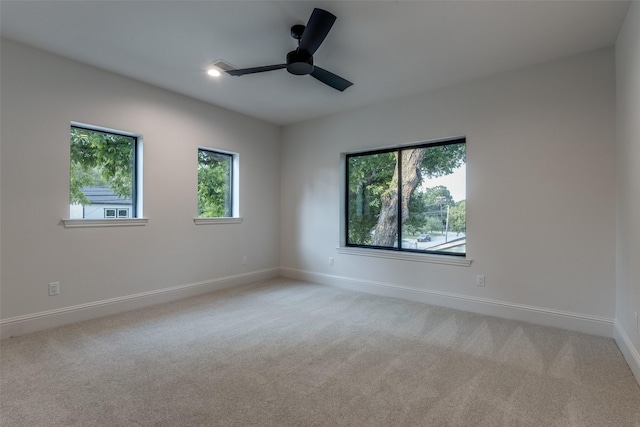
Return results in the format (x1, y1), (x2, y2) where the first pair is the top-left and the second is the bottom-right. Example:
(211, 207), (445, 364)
(0, 1), (630, 126)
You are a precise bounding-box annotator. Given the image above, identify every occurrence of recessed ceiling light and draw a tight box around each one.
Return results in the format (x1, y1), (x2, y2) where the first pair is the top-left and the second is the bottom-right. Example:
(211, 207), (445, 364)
(207, 60), (236, 78)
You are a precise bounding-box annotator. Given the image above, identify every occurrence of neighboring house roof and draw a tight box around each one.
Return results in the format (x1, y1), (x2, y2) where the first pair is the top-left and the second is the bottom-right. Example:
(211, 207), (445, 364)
(82, 187), (131, 205)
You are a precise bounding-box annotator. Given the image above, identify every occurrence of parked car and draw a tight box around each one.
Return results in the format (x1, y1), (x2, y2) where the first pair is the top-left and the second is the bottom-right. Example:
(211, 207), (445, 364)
(417, 233), (431, 242)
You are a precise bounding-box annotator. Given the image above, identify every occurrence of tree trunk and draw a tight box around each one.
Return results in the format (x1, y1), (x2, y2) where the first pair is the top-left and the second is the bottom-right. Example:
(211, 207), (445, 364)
(372, 149), (426, 246)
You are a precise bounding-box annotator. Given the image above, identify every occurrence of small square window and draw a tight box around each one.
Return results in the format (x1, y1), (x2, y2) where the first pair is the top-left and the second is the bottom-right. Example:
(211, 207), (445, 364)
(104, 209), (116, 219)
(117, 209), (129, 218)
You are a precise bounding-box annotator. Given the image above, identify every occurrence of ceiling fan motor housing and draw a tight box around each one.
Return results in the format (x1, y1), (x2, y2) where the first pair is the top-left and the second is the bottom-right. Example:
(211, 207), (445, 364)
(286, 50), (314, 75)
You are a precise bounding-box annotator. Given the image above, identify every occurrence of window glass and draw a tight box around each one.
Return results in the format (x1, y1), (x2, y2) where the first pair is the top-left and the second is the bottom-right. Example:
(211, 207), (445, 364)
(346, 139), (466, 256)
(198, 148), (233, 218)
(69, 126), (137, 219)
(347, 151), (396, 248)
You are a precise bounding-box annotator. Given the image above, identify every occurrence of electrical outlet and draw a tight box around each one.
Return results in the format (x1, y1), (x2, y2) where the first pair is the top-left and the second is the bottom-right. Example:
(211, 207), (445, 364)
(242, 256), (247, 265)
(49, 282), (60, 296)
(328, 257), (334, 266)
(476, 275), (485, 287)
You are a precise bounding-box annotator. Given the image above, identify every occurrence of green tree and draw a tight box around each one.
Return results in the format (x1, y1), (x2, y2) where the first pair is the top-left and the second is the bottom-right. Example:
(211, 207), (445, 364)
(448, 200), (466, 235)
(347, 143), (465, 247)
(405, 186), (458, 236)
(419, 185), (455, 234)
(425, 216), (443, 234)
(347, 152), (395, 245)
(198, 150), (232, 217)
(404, 191), (429, 235)
(422, 185), (454, 211)
(371, 144), (465, 246)
(69, 127), (134, 205)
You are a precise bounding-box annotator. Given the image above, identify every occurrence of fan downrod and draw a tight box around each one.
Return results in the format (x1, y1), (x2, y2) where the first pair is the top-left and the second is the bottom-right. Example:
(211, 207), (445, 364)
(290, 24), (306, 40)
(288, 24), (313, 75)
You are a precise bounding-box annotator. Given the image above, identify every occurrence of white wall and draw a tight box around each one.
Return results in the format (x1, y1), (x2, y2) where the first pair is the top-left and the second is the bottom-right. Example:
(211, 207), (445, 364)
(0, 40), (281, 336)
(0, 37), (625, 347)
(615, 1), (640, 383)
(281, 48), (616, 336)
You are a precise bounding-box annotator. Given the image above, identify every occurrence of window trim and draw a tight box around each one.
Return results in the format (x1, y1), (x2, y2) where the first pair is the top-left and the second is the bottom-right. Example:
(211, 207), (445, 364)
(193, 217), (243, 225)
(195, 146), (241, 222)
(66, 122), (143, 224)
(62, 218), (148, 228)
(336, 246), (472, 267)
(342, 136), (467, 259)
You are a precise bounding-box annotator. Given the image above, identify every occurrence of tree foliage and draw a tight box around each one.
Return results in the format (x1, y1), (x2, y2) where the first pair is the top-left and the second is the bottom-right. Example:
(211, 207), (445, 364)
(404, 186), (453, 234)
(69, 127), (134, 205)
(422, 185), (454, 210)
(198, 150), (232, 218)
(347, 152), (395, 245)
(404, 191), (429, 235)
(421, 144), (466, 179)
(372, 149), (425, 246)
(448, 200), (466, 235)
(347, 142), (466, 246)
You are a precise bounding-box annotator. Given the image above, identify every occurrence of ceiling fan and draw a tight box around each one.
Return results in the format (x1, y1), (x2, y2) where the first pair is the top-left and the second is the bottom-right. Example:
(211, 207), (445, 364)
(225, 8), (353, 92)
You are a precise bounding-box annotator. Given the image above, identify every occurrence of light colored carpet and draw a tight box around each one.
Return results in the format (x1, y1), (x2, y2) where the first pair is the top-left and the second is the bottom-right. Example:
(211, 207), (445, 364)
(1, 278), (639, 426)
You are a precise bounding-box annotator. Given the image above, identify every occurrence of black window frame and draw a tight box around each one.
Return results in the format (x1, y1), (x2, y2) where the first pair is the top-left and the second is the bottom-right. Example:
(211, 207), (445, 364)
(345, 137), (466, 257)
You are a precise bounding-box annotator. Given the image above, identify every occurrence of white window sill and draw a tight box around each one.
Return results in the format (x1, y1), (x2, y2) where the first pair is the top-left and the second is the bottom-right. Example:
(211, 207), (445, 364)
(62, 218), (149, 228)
(336, 246), (472, 267)
(193, 217), (243, 225)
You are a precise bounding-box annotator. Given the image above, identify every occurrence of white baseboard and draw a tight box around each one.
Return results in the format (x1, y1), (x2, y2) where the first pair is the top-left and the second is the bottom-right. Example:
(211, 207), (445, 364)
(613, 321), (640, 386)
(0, 268), (279, 339)
(281, 267), (615, 338)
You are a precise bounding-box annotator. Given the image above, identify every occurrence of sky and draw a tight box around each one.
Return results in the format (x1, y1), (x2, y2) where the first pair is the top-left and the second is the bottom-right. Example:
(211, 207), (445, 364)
(423, 165), (466, 203)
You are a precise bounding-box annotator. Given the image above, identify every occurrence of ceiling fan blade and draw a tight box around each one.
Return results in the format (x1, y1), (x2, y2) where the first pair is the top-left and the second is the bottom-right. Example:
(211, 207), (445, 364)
(310, 66), (353, 92)
(299, 8), (336, 56)
(225, 64), (286, 76)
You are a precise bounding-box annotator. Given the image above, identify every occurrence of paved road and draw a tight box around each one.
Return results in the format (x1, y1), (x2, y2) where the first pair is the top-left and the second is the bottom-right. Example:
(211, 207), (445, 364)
(404, 232), (464, 250)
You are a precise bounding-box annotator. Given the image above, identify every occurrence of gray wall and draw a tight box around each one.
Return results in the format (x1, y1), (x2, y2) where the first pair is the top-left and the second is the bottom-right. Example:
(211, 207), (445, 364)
(280, 48), (616, 336)
(0, 40), (281, 330)
(615, 1), (640, 382)
(2, 19), (638, 383)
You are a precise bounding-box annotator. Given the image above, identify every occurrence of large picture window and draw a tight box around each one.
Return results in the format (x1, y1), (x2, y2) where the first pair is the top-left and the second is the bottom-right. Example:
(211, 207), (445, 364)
(346, 138), (466, 256)
(69, 125), (139, 219)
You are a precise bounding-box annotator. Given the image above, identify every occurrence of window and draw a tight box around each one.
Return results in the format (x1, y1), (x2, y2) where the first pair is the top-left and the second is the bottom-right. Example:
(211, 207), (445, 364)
(197, 148), (234, 218)
(104, 208), (129, 219)
(69, 125), (140, 219)
(345, 138), (466, 256)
